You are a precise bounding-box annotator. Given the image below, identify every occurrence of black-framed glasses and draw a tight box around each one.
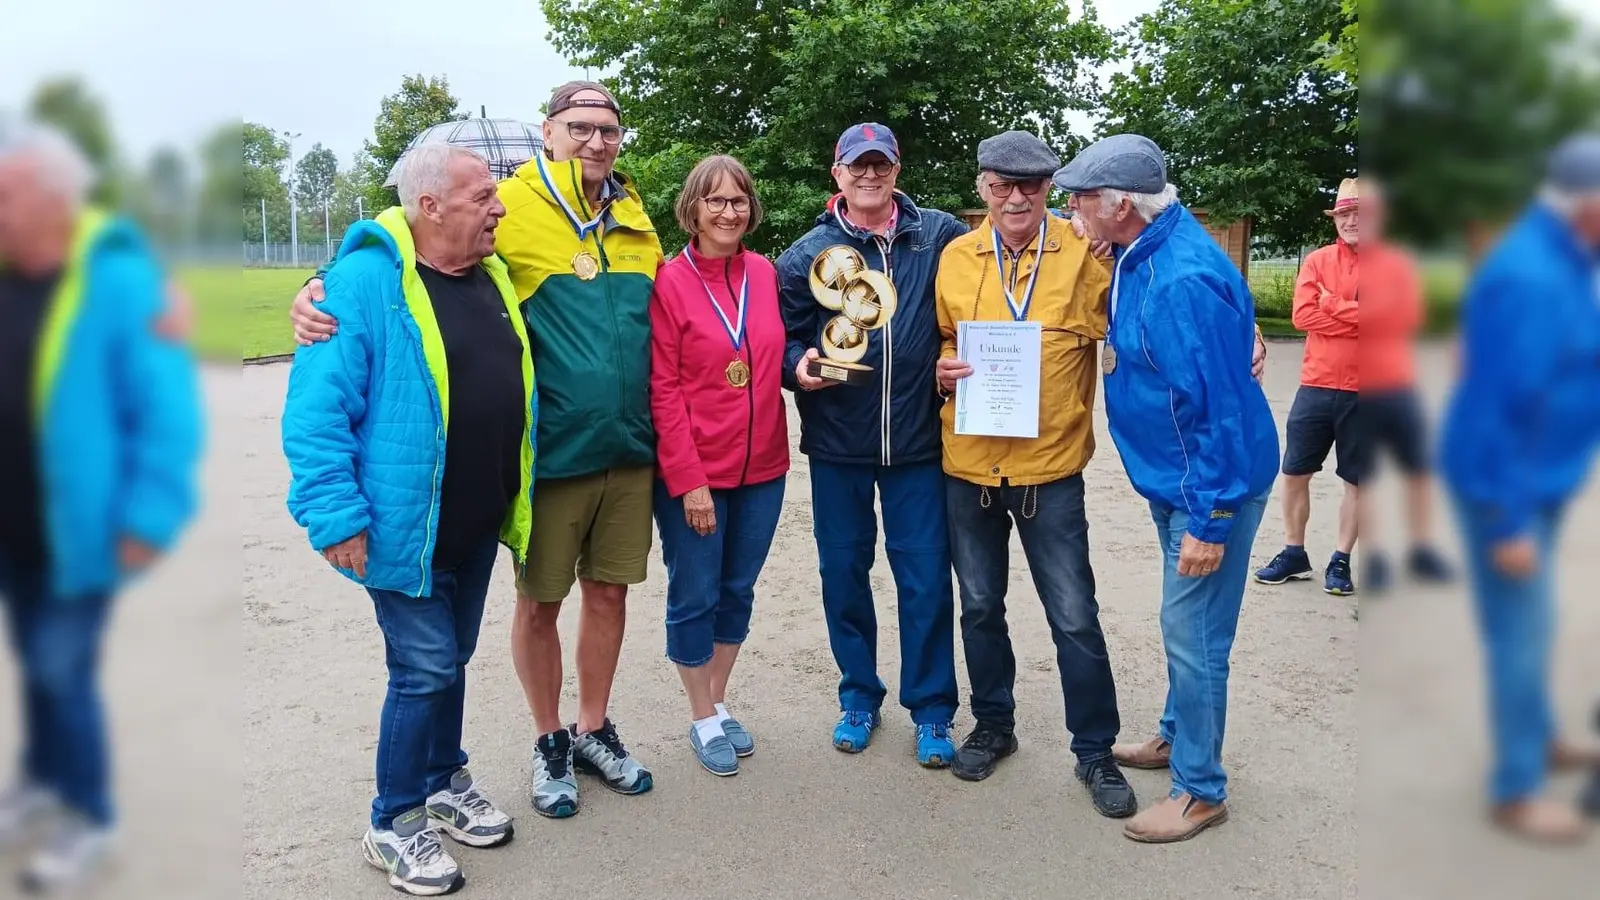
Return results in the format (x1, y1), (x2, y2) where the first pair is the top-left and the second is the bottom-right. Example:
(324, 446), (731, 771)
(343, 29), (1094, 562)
(699, 195), (751, 214)
(845, 159), (896, 178)
(554, 119), (629, 146)
(987, 178), (1048, 198)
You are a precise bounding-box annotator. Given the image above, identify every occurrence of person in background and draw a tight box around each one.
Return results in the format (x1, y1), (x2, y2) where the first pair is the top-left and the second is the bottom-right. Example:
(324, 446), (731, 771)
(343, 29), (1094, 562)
(1437, 132), (1600, 844)
(0, 119), (203, 892)
(1058, 134), (1279, 844)
(1353, 177), (1453, 593)
(933, 130), (1135, 818)
(1254, 178), (1363, 596)
(776, 123), (969, 766)
(291, 81), (662, 818)
(649, 155), (789, 777)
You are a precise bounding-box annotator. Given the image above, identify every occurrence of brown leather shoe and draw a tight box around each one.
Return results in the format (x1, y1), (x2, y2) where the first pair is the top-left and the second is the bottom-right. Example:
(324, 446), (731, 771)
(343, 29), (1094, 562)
(1112, 737), (1171, 770)
(1492, 798), (1590, 844)
(1123, 793), (1229, 844)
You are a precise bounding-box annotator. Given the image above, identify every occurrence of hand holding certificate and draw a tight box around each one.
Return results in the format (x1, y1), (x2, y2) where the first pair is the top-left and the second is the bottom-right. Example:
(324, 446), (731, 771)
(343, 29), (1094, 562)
(953, 320), (1043, 438)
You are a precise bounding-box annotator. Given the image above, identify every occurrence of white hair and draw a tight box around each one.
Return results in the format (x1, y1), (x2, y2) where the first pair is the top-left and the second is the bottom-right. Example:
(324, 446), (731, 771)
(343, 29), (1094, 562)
(1096, 182), (1180, 223)
(0, 119), (96, 208)
(1539, 182), (1600, 219)
(398, 143), (486, 219)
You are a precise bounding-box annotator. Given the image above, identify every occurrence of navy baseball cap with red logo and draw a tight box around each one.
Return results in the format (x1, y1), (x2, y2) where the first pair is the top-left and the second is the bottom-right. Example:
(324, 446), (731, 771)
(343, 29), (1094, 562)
(835, 122), (901, 164)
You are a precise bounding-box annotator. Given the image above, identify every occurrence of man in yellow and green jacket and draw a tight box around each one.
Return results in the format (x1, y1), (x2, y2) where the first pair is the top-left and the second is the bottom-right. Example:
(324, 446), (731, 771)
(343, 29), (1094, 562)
(290, 82), (663, 816)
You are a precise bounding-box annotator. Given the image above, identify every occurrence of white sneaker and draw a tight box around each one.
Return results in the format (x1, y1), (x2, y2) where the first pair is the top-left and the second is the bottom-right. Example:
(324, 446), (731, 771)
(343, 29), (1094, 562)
(426, 768), (514, 848)
(0, 783), (57, 849)
(360, 807), (462, 896)
(19, 814), (113, 894)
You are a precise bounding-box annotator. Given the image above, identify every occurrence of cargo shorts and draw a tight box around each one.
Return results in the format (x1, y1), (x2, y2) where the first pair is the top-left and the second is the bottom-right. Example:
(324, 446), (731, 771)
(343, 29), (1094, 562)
(514, 466), (654, 602)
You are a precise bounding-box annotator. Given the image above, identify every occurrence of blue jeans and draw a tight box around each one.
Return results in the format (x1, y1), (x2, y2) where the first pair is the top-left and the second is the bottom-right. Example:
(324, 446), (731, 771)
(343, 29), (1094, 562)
(1149, 491), (1269, 805)
(0, 548), (115, 825)
(1455, 499), (1563, 804)
(810, 460), (958, 725)
(366, 538), (498, 830)
(947, 475), (1119, 762)
(654, 477), (786, 666)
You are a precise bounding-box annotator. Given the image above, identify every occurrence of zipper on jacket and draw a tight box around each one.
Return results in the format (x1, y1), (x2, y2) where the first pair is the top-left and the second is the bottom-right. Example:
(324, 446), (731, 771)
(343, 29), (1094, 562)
(874, 235), (894, 467)
(596, 229), (628, 420)
(397, 258), (444, 597)
(726, 259), (756, 487)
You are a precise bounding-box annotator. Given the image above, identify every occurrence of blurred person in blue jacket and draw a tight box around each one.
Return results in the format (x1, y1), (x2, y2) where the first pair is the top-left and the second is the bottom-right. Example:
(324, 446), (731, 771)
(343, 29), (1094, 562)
(282, 143), (536, 894)
(1438, 132), (1600, 844)
(1056, 135), (1279, 844)
(0, 120), (202, 891)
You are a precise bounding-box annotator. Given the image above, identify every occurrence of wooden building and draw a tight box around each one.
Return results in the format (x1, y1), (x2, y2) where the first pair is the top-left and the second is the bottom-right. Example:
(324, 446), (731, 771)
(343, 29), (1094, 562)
(957, 208), (1252, 280)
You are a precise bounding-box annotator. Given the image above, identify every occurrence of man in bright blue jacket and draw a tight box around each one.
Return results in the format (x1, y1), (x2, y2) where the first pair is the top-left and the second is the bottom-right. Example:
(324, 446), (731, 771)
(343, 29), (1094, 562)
(0, 121), (202, 891)
(283, 144), (537, 894)
(777, 123), (969, 765)
(1436, 133), (1600, 844)
(1056, 135), (1279, 844)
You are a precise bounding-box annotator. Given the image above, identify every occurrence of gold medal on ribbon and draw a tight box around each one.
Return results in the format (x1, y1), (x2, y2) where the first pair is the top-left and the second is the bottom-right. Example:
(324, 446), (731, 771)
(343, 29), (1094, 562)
(725, 358), (751, 388)
(1102, 344), (1118, 375)
(572, 251), (600, 281)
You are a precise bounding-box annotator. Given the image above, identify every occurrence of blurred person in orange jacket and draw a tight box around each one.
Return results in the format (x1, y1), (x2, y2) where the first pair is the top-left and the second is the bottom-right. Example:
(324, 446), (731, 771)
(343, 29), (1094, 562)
(1438, 133), (1600, 843)
(1253, 178), (1366, 596)
(1350, 178), (1454, 593)
(0, 119), (203, 890)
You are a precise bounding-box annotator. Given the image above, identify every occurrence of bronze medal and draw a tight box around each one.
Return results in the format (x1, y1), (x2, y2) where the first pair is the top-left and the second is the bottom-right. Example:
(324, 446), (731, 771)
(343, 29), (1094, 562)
(572, 251), (600, 281)
(725, 358), (751, 388)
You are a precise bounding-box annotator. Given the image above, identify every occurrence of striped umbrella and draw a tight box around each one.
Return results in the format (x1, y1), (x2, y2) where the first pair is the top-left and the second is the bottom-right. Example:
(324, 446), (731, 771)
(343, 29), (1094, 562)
(383, 118), (545, 187)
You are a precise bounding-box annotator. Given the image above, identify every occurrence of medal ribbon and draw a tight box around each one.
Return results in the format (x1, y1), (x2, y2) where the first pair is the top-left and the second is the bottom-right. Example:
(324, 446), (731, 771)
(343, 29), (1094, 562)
(990, 217), (1049, 321)
(536, 152), (607, 240)
(682, 243), (748, 351)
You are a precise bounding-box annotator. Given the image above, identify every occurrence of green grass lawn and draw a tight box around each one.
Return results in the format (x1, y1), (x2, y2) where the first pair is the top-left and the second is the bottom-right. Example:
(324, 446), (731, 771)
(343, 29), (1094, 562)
(184, 267), (314, 360)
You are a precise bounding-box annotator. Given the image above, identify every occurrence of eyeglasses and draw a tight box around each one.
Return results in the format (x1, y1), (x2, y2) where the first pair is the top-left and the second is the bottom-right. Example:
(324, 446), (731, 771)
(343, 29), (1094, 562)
(843, 159), (896, 178)
(987, 179), (1048, 199)
(553, 119), (629, 146)
(699, 195), (751, 214)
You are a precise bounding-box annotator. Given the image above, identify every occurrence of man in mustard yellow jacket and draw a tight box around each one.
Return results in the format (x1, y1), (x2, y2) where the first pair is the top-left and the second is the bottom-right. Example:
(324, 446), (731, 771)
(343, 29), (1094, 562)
(932, 131), (1136, 818)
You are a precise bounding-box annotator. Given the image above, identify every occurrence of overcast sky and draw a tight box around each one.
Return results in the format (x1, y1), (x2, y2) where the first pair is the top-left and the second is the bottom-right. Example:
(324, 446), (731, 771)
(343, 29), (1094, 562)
(2, 0), (1595, 170)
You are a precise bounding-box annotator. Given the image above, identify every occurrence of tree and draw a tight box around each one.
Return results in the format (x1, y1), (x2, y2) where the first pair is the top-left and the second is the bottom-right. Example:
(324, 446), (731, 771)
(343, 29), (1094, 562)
(197, 122), (242, 245)
(130, 147), (191, 248)
(360, 75), (465, 211)
(543, 0), (1112, 253)
(295, 143), (340, 214)
(243, 122), (291, 241)
(1365, 0), (1600, 248)
(27, 76), (122, 206)
(1100, 0), (1356, 255)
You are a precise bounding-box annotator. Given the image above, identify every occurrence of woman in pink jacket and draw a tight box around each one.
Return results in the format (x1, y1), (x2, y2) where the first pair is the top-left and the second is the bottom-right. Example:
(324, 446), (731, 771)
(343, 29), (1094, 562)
(650, 155), (790, 777)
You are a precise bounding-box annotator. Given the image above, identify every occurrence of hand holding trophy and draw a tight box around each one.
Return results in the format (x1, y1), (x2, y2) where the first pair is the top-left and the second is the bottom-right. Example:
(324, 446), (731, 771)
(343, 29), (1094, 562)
(805, 245), (899, 386)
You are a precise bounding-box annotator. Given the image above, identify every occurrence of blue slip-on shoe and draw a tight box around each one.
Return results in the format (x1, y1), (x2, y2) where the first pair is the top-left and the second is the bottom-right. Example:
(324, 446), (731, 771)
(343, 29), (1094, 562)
(688, 726), (739, 777)
(1255, 547), (1314, 584)
(832, 710), (879, 753)
(916, 723), (955, 768)
(721, 718), (755, 758)
(1324, 554), (1355, 595)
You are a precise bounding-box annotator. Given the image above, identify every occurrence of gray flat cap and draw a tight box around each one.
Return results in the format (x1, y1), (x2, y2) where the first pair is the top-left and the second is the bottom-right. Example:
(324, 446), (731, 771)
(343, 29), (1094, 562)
(1052, 134), (1167, 194)
(977, 130), (1061, 180)
(1547, 132), (1600, 192)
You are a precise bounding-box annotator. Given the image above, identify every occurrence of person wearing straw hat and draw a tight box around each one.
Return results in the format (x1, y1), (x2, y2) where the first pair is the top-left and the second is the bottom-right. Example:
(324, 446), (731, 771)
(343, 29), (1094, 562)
(290, 81), (662, 819)
(1253, 177), (1365, 596)
(931, 130), (1135, 819)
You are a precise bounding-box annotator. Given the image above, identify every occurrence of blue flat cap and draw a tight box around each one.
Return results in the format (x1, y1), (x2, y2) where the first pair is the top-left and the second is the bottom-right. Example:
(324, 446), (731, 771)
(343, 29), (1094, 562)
(1547, 132), (1600, 192)
(1052, 134), (1168, 194)
(976, 130), (1061, 180)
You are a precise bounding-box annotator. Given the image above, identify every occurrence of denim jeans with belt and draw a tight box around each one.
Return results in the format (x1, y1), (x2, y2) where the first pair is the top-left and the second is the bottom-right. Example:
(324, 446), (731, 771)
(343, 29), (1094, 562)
(1455, 499), (1564, 805)
(946, 474), (1120, 762)
(1149, 491), (1270, 805)
(0, 547), (115, 825)
(653, 476), (786, 667)
(366, 538), (498, 831)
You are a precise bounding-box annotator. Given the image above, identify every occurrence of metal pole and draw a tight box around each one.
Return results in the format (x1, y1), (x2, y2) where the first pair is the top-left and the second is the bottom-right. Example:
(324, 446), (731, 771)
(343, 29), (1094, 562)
(260, 197), (268, 261)
(325, 197), (331, 258)
(285, 131), (302, 268)
(357, 197), (364, 221)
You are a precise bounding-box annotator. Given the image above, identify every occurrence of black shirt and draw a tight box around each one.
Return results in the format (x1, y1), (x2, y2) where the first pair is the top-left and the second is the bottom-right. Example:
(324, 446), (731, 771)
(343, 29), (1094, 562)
(0, 268), (59, 564)
(416, 263), (526, 571)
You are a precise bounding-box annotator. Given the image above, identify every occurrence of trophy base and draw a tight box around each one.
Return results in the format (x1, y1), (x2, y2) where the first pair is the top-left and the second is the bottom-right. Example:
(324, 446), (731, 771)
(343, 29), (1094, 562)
(807, 358), (875, 386)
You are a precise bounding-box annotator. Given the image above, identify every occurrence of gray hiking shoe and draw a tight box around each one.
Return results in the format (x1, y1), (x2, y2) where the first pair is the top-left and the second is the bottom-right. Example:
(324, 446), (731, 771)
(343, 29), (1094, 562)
(360, 807), (462, 896)
(426, 768), (514, 848)
(573, 718), (654, 795)
(531, 728), (579, 818)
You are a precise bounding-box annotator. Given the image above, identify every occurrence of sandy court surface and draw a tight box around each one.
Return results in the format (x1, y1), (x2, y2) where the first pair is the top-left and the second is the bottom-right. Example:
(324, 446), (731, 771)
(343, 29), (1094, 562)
(227, 339), (1592, 900)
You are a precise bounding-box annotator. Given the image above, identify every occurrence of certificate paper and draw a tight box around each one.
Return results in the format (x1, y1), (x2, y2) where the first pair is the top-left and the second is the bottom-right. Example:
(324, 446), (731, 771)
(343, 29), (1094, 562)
(954, 321), (1043, 438)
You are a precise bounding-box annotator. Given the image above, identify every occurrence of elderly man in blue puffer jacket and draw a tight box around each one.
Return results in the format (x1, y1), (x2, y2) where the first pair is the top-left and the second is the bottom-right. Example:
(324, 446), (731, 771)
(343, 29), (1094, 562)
(282, 143), (537, 896)
(0, 120), (202, 892)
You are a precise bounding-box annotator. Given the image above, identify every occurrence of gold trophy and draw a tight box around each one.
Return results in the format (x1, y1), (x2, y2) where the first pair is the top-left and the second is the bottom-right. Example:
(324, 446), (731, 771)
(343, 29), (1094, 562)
(806, 245), (898, 386)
